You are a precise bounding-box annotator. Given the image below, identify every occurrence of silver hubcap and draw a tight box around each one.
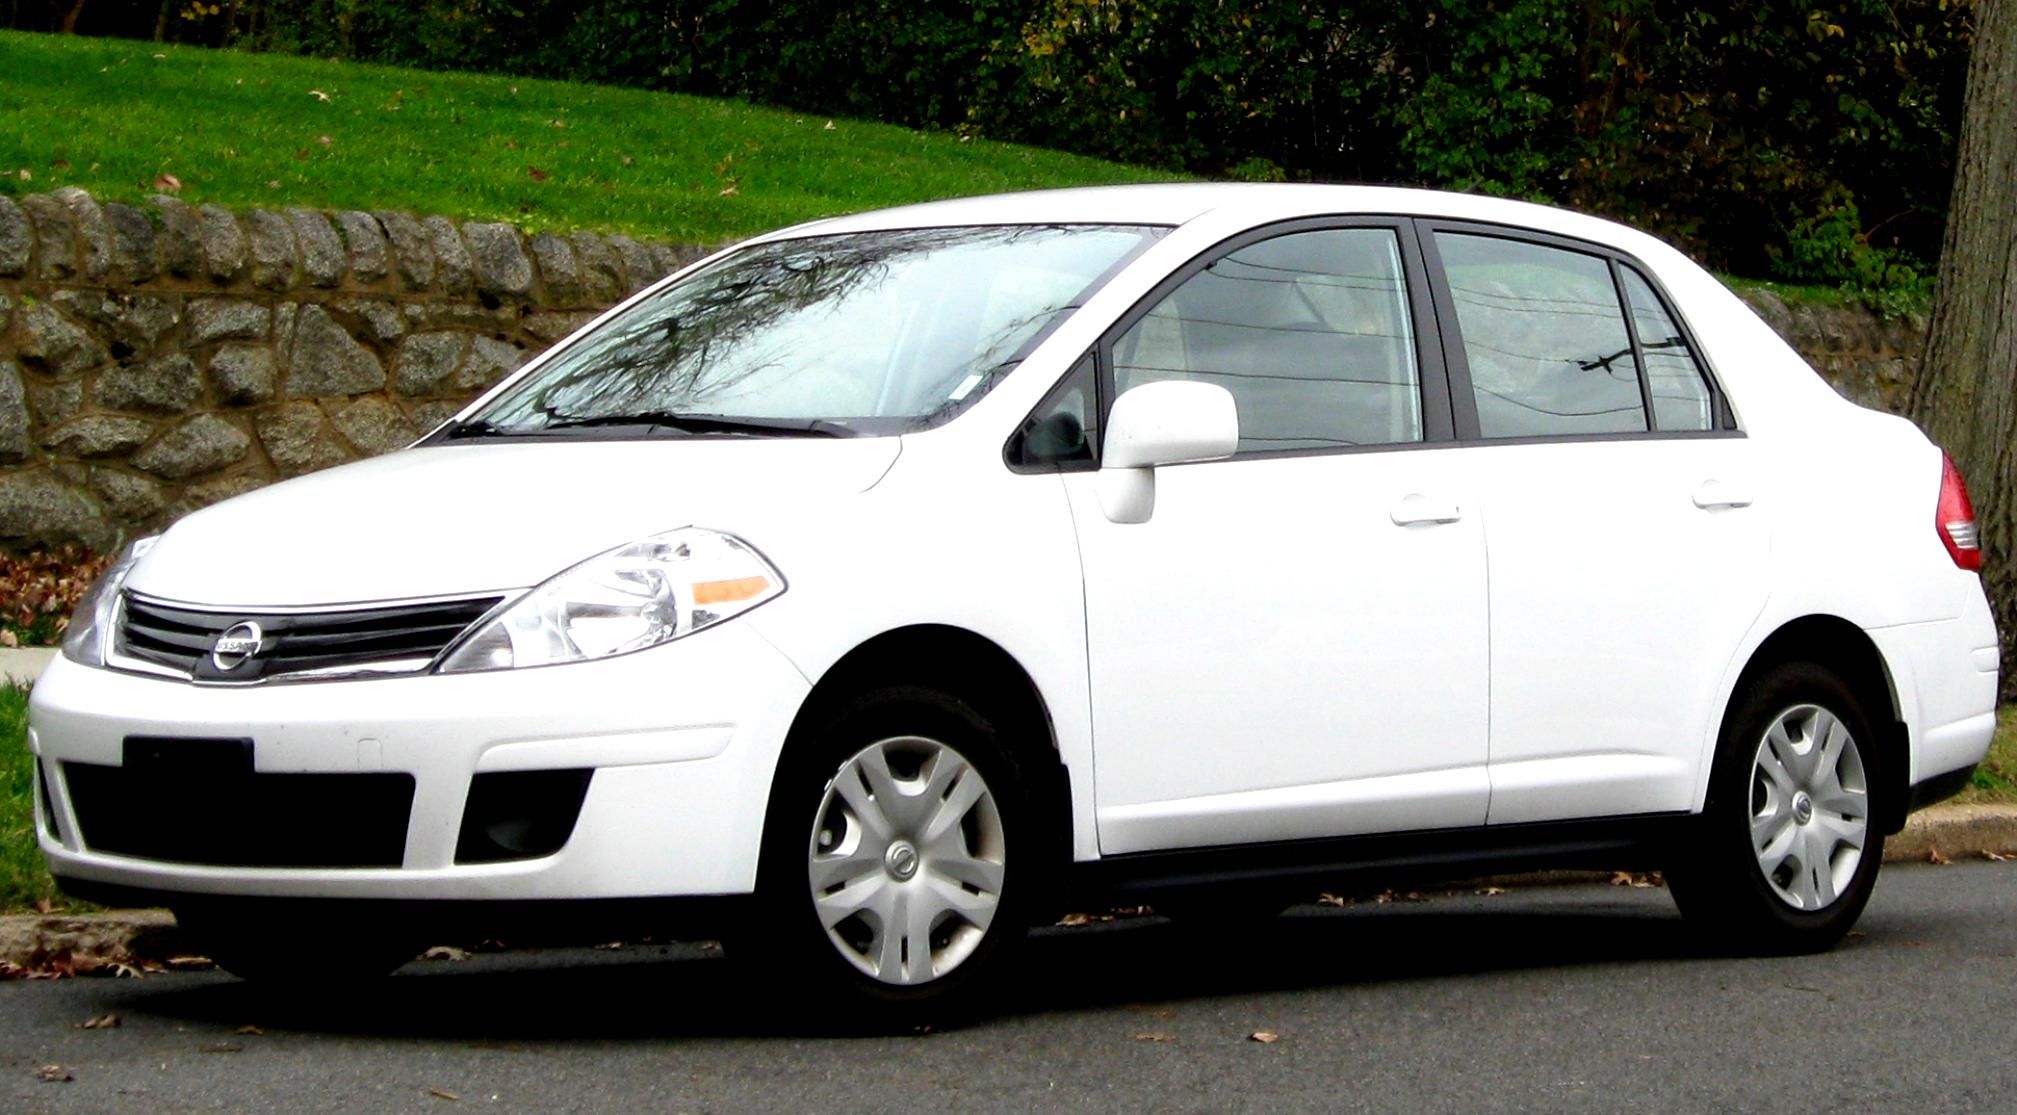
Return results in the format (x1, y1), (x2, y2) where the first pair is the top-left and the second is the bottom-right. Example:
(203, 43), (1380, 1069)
(807, 736), (1006, 985)
(1750, 704), (1868, 911)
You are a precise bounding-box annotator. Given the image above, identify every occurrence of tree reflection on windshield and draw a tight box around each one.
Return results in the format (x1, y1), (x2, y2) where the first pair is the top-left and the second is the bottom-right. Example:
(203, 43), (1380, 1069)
(471, 224), (1163, 437)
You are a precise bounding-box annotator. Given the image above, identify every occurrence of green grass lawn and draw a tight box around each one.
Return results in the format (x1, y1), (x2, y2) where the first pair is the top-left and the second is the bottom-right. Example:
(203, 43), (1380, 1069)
(0, 30), (1176, 244)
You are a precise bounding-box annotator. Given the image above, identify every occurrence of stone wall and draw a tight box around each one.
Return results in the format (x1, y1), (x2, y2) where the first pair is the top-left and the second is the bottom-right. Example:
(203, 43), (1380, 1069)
(0, 189), (1926, 551)
(0, 189), (700, 550)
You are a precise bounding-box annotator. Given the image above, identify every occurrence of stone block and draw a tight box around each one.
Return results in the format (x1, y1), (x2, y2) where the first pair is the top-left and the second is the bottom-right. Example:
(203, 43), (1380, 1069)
(49, 291), (179, 358)
(0, 195), (29, 277)
(393, 331), (469, 396)
(606, 234), (657, 293)
(462, 222), (533, 300)
(27, 381), (82, 428)
(288, 208), (346, 287)
(19, 193), (76, 280)
(88, 467), (165, 521)
(178, 474), (268, 514)
(102, 202), (158, 284)
(151, 195), (204, 278)
(424, 215), (474, 295)
(525, 311), (594, 342)
(336, 211), (389, 283)
(0, 469), (113, 550)
(256, 401), (352, 476)
(375, 211), (434, 290)
(404, 399), (464, 434)
(333, 298), (405, 345)
(52, 187), (114, 281)
(196, 204), (247, 283)
(333, 395), (418, 456)
(529, 233), (580, 304)
(570, 232), (623, 304)
(207, 344), (276, 405)
(0, 361), (29, 463)
(93, 353), (202, 415)
(243, 209), (298, 291)
(284, 304), (384, 397)
(458, 336), (526, 391)
(42, 415), (154, 458)
(16, 303), (107, 376)
(186, 298), (271, 345)
(133, 414), (250, 480)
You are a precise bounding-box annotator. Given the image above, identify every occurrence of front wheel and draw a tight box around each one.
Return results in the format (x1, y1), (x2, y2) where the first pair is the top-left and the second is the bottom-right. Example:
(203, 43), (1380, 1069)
(733, 685), (1032, 1025)
(1668, 660), (1886, 953)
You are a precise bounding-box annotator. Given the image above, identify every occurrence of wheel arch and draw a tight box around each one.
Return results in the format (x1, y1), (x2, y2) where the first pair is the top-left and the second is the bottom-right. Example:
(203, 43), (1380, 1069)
(767, 624), (1075, 892)
(1726, 614), (1910, 834)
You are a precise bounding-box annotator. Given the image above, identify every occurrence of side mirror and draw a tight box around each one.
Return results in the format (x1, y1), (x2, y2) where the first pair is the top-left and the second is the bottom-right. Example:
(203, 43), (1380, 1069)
(1098, 381), (1238, 523)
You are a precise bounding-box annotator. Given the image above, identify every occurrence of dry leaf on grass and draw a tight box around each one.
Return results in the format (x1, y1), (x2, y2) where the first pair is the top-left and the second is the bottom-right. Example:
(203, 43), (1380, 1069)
(80, 1013), (120, 1030)
(308, 89), (331, 102)
(526, 166), (548, 182)
(1249, 1030), (1280, 1044)
(1983, 850), (2012, 862)
(35, 1064), (73, 1083)
(1928, 848), (1951, 865)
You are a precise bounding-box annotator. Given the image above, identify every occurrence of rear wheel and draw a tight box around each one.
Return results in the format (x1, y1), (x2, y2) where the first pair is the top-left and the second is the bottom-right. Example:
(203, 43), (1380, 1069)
(733, 685), (1032, 1026)
(1668, 661), (1886, 953)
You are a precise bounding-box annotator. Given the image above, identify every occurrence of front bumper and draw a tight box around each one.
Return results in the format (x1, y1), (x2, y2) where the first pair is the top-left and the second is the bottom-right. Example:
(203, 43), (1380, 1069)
(28, 623), (810, 902)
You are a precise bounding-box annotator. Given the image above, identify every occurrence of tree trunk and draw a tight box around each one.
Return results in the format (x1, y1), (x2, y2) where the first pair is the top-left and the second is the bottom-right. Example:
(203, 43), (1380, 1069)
(1911, 0), (2017, 697)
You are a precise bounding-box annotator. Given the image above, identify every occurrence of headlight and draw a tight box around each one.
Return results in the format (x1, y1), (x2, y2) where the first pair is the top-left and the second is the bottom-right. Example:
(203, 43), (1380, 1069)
(61, 535), (158, 667)
(436, 527), (784, 673)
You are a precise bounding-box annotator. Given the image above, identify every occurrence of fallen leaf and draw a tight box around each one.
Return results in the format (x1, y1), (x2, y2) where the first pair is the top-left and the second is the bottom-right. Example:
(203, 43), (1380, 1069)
(1249, 1030), (1280, 1044)
(309, 89), (331, 102)
(1476, 886), (1509, 896)
(1315, 893), (1346, 907)
(16, 168), (30, 182)
(1609, 871), (1659, 888)
(546, 119), (567, 129)
(620, 155), (636, 166)
(50, 158), (70, 171)
(1928, 847), (1951, 865)
(1984, 850), (2011, 862)
(152, 52), (166, 60)
(526, 166), (548, 183)
(266, 180), (280, 189)
(1056, 913), (1091, 927)
(719, 185), (739, 197)
(428, 1088), (462, 1102)
(823, 120), (836, 130)
(235, 1024), (266, 1036)
(33, 897), (52, 914)
(35, 1064), (73, 1083)
(80, 1013), (120, 1030)
(421, 945), (468, 962)
(1134, 1032), (1173, 1042)
(152, 173), (182, 192)
(199, 1042), (243, 1054)
(316, 135), (333, 147)
(165, 955), (215, 969)
(0, 630), (16, 648)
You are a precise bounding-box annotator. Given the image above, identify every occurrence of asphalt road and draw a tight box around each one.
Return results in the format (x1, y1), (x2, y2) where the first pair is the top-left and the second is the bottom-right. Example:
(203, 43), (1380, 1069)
(4, 862), (2015, 1115)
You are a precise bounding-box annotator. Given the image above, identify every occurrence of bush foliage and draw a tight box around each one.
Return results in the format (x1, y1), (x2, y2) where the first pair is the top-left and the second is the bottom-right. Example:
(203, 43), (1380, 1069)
(10, 0), (1973, 285)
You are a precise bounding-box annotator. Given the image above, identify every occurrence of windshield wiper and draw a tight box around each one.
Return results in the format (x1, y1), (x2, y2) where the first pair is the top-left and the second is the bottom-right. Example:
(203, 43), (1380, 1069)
(439, 417), (521, 440)
(539, 411), (856, 438)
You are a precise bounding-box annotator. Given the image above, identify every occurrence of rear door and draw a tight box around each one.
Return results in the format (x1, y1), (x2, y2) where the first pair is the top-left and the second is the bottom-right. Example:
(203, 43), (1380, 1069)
(1418, 226), (1769, 824)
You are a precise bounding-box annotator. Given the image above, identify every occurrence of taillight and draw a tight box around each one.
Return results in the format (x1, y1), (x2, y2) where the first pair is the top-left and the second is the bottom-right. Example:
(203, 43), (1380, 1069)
(1937, 451), (1982, 571)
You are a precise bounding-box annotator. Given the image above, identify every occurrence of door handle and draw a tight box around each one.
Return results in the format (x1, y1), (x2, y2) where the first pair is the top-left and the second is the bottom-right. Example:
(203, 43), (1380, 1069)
(1692, 480), (1753, 510)
(1391, 493), (1464, 525)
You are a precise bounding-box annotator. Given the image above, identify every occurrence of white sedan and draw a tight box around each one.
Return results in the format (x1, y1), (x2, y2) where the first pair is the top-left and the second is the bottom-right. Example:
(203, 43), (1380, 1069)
(27, 184), (2000, 1020)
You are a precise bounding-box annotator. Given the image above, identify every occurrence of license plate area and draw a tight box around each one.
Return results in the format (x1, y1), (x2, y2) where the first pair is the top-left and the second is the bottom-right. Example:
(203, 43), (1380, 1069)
(123, 736), (254, 776)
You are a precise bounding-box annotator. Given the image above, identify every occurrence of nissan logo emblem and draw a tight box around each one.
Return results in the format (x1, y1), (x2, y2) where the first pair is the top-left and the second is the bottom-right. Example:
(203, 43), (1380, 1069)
(210, 621), (264, 672)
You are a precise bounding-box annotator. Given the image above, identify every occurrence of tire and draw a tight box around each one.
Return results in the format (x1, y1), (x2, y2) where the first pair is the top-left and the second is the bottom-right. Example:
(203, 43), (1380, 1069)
(732, 684), (1033, 1027)
(1667, 660), (1887, 954)
(172, 900), (420, 985)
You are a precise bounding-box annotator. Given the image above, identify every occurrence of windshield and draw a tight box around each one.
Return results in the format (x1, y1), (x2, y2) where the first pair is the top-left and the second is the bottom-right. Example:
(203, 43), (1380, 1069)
(458, 224), (1166, 438)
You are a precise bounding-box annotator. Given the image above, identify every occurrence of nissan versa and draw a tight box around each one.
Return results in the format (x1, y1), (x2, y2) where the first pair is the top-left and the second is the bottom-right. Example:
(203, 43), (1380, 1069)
(26, 185), (2000, 1018)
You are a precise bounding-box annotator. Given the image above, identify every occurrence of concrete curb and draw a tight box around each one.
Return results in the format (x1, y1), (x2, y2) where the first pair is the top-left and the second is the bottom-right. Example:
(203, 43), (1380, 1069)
(4, 803), (2014, 973)
(0, 647), (55, 687)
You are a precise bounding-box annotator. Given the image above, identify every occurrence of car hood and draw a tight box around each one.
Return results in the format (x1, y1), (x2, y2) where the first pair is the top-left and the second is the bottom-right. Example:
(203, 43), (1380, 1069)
(125, 437), (903, 607)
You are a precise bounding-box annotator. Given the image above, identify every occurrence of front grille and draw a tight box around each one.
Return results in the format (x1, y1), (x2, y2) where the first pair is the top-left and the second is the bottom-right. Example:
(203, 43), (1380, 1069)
(118, 592), (503, 682)
(63, 761), (415, 868)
